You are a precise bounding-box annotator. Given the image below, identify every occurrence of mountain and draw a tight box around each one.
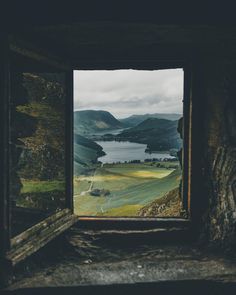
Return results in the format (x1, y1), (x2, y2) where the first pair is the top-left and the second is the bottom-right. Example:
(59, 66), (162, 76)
(74, 110), (124, 136)
(74, 133), (105, 175)
(116, 118), (182, 151)
(120, 113), (182, 127)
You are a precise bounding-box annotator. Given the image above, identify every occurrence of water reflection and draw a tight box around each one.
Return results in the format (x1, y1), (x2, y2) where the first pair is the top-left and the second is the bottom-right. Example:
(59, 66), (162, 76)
(96, 141), (175, 164)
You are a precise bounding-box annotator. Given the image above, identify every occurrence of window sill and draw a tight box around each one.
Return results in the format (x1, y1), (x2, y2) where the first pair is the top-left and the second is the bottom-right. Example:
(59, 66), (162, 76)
(76, 216), (190, 231)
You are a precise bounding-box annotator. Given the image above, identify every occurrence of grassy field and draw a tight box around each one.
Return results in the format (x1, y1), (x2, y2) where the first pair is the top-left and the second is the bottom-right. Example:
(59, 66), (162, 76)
(74, 162), (181, 216)
(18, 162), (181, 216)
(21, 179), (65, 193)
(17, 180), (66, 211)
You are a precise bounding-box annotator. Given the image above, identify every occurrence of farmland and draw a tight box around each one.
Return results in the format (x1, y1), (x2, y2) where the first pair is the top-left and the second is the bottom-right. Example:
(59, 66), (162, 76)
(74, 161), (181, 216)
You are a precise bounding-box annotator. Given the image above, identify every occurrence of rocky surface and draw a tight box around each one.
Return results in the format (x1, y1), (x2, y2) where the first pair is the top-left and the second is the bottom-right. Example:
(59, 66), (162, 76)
(5, 227), (236, 290)
(199, 62), (236, 253)
(138, 187), (181, 217)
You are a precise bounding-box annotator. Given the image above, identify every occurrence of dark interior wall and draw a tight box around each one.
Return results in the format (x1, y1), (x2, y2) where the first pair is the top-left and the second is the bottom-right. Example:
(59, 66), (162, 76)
(199, 59), (236, 252)
(4, 23), (236, 254)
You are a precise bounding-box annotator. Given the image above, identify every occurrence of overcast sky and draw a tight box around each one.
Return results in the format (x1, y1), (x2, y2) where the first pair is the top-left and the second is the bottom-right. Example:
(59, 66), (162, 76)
(74, 69), (183, 119)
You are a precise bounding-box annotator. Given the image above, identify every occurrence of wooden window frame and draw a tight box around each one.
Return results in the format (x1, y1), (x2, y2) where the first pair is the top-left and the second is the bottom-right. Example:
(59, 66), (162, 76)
(0, 38), (77, 267)
(74, 62), (192, 228)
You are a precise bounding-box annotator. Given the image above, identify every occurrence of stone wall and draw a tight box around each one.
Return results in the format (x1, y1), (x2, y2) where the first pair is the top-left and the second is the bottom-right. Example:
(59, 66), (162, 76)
(200, 60), (236, 253)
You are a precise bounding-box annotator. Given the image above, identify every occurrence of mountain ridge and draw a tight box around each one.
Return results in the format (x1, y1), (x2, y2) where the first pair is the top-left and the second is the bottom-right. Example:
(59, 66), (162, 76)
(116, 117), (181, 151)
(74, 110), (124, 135)
(120, 113), (182, 127)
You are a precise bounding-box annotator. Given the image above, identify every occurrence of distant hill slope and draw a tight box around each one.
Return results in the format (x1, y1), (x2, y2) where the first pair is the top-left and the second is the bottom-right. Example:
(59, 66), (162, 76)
(74, 133), (105, 175)
(117, 118), (182, 151)
(120, 113), (182, 127)
(74, 110), (124, 136)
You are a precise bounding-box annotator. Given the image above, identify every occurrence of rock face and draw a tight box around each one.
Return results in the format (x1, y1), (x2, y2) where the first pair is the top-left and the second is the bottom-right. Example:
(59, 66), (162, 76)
(17, 73), (66, 181)
(10, 73), (36, 204)
(10, 72), (67, 216)
(199, 62), (236, 253)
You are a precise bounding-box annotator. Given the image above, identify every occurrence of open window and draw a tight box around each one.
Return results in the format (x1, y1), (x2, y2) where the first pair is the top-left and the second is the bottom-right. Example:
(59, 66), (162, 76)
(73, 69), (188, 219)
(0, 37), (192, 268)
(73, 65), (192, 230)
(0, 39), (77, 266)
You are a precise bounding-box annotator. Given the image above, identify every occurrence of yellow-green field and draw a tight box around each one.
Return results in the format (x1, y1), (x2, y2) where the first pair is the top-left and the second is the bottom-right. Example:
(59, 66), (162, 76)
(17, 161), (181, 216)
(21, 180), (65, 193)
(74, 162), (181, 216)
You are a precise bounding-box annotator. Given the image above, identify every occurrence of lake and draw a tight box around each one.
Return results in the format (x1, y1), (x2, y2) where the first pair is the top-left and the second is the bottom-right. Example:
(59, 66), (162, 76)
(96, 141), (175, 163)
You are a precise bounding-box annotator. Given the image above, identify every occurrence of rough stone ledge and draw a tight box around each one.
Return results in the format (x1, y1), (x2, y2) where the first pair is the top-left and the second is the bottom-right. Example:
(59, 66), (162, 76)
(2, 280), (236, 295)
(4, 228), (236, 291)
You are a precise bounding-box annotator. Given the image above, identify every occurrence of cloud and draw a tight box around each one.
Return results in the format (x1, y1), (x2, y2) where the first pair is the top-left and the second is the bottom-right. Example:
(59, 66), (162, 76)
(74, 69), (183, 118)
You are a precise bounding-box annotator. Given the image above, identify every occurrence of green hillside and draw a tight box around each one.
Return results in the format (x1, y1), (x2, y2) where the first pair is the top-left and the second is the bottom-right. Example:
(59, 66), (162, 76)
(74, 134), (105, 175)
(116, 118), (182, 151)
(120, 113), (182, 127)
(74, 133), (105, 157)
(74, 110), (124, 136)
(73, 110), (182, 217)
(74, 163), (181, 216)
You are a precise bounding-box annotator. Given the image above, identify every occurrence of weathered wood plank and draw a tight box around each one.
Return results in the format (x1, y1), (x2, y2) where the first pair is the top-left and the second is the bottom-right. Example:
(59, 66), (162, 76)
(7, 213), (78, 266)
(10, 209), (71, 249)
(182, 65), (192, 215)
(65, 70), (74, 211)
(0, 34), (11, 257)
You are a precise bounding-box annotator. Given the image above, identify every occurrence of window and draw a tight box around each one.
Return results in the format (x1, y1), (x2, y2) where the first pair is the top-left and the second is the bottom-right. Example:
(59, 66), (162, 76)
(0, 38), (191, 267)
(73, 69), (185, 218)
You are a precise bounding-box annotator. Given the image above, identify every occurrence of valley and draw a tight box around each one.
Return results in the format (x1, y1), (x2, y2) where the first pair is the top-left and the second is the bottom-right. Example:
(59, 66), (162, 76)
(73, 109), (183, 217)
(74, 162), (181, 216)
